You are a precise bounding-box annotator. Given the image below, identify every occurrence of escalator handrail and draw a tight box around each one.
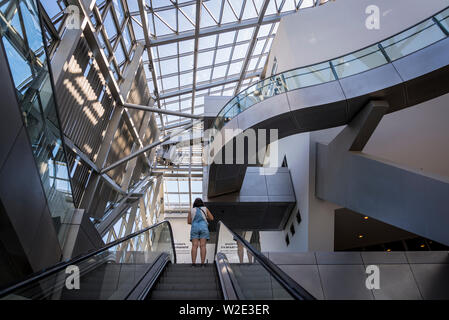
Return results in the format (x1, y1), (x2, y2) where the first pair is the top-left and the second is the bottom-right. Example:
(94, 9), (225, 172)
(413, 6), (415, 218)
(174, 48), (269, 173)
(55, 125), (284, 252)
(215, 221), (316, 300)
(0, 220), (176, 298)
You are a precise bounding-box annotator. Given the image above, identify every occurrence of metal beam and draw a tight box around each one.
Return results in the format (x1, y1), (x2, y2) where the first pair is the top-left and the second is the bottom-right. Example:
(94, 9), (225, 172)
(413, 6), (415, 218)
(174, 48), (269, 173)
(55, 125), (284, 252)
(159, 70), (261, 100)
(101, 120), (200, 174)
(140, 12), (289, 47)
(124, 103), (203, 119)
(191, 0), (202, 113)
(159, 119), (193, 131)
(138, 0), (165, 131)
(234, 0), (270, 94)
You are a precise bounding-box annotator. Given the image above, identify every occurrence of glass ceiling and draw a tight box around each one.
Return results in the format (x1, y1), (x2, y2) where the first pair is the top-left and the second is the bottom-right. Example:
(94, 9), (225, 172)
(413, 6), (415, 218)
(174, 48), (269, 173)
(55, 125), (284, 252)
(41, 0), (328, 213)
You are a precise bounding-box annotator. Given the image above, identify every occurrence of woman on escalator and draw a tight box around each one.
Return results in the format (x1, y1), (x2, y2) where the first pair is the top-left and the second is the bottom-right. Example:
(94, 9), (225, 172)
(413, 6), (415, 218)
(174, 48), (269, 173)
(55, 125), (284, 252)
(187, 198), (214, 267)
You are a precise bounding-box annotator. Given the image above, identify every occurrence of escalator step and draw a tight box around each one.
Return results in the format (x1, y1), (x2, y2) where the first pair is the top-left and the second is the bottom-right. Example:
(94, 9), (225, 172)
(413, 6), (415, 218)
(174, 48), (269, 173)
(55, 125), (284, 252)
(150, 290), (221, 300)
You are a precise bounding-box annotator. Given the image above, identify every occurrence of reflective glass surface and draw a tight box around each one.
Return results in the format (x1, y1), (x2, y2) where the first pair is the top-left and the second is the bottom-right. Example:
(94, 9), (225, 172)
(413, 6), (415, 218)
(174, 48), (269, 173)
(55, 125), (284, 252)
(0, 0), (75, 244)
(1, 222), (174, 300)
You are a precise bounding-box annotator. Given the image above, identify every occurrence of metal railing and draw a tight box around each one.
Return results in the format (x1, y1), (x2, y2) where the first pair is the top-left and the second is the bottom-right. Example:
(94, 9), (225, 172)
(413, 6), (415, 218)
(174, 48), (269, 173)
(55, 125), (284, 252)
(215, 221), (315, 300)
(213, 6), (449, 132)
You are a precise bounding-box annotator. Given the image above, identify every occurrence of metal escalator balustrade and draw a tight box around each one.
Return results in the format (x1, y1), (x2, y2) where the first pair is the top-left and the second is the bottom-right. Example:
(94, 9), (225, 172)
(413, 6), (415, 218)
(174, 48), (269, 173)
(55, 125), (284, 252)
(0, 221), (176, 300)
(214, 221), (316, 300)
(212, 6), (449, 132)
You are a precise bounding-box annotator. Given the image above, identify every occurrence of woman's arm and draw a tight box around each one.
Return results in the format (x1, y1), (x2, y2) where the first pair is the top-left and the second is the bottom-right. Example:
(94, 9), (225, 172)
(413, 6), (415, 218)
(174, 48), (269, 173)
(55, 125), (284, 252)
(187, 209), (192, 224)
(206, 208), (214, 221)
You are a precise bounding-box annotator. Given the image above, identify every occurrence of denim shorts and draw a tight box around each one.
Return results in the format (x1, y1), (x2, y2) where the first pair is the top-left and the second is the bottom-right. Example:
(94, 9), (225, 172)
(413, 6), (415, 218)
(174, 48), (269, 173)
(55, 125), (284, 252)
(190, 222), (210, 241)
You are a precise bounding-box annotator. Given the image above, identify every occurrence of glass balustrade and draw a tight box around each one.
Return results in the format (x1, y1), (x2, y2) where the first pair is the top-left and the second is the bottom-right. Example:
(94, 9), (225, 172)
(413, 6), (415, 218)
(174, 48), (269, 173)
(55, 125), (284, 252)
(0, 221), (175, 300)
(216, 223), (294, 300)
(213, 7), (449, 132)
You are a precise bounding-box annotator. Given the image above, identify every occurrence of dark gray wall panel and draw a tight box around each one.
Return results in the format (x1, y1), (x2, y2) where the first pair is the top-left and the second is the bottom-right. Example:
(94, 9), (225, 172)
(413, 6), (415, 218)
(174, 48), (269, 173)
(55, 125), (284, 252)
(0, 45), (23, 171)
(0, 129), (48, 253)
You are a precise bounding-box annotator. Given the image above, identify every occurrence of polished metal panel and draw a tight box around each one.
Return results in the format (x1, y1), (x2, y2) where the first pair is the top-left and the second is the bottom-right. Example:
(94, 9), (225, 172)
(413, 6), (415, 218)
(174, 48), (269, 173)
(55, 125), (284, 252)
(268, 252), (317, 265)
(409, 264), (449, 299)
(372, 264), (422, 300)
(279, 265), (325, 300)
(315, 252), (364, 265)
(405, 251), (449, 264)
(361, 252), (408, 264)
(318, 264), (374, 300)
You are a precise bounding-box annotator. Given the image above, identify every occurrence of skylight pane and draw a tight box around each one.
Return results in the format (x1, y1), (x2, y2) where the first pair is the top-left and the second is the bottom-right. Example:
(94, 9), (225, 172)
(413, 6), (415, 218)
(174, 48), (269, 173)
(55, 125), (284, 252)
(215, 47), (232, 64)
(197, 51), (214, 68)
(158, 43), (178, 58)
(199, 35), (217, 50)
(179, 40), (195, 54)
(218, 31), (236, 46)
(282, 0), (297, 12)
(179, 55), (194, 71)
(196, 68), (212, 82)
(160, 58), (179, 75)
(232, 43), (249, 60)
(162, 75), (178, 90)
(253, 39), (266, 55)
(248, 57), (259, 71)
(180, 72), (193, 86)
(212, 65), (228, 79)
(228, 61), (243, 75)
(237, 27), (254, 42)
(258, 24), (272, 38)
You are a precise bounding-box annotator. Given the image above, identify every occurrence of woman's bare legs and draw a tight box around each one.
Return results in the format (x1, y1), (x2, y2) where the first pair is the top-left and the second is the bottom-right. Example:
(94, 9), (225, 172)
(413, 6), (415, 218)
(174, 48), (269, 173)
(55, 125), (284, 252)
(237, 242), (244, 263)
(191, 239), (199, 264)
(199, 238), (207, 264)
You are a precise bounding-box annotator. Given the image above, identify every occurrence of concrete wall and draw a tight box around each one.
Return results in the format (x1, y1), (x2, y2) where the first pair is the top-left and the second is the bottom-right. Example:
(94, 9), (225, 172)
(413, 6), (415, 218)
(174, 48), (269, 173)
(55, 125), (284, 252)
(266, 0), (449, 74)
(260, 131), (339, 253)
(262, 90), (449, 253)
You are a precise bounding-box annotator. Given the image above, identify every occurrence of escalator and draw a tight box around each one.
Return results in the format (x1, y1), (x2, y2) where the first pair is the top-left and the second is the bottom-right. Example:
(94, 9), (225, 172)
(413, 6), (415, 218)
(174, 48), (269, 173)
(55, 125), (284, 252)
(0, 220), (315, 300)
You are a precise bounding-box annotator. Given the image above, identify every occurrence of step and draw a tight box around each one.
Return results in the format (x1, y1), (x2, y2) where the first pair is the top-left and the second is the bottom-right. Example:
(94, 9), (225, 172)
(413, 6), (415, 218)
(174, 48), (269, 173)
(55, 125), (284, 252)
(154, 282), (219, 291)
(158, 276), (218, 284)
(150, 290), (221, 300)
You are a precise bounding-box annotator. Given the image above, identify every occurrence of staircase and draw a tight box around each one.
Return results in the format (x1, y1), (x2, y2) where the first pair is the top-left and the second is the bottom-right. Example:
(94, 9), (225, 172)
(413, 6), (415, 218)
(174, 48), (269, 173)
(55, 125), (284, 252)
(147, 264), (222, 300)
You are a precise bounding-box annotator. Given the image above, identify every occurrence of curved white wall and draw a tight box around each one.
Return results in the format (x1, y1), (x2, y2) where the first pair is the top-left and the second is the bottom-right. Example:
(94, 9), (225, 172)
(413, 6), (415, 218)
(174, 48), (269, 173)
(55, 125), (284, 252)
(266, 0), (449, 74)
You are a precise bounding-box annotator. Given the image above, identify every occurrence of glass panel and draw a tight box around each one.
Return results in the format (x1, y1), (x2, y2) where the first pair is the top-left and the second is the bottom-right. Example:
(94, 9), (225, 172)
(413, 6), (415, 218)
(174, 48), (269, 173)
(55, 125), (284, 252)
(216, 224), (293, 300)
(332, 45), (388, 78)
(435, 8), (449, 33)
(0, 0), (75, 245)
(284, 62), (335, 89)
(1, 222), (175, 300)
(212, 9), (449, 132)
(381, 19), (446, 61)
